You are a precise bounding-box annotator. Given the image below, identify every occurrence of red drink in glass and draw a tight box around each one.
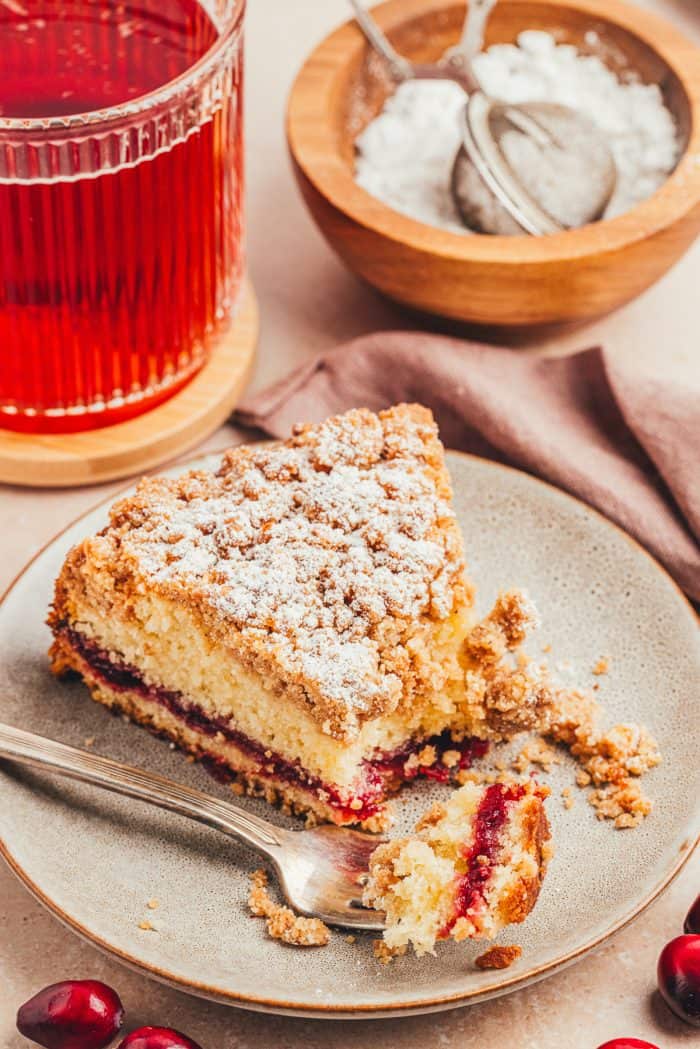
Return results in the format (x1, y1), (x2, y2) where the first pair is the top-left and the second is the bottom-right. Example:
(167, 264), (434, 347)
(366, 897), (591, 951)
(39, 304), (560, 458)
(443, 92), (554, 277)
(0, 0), (244, 432)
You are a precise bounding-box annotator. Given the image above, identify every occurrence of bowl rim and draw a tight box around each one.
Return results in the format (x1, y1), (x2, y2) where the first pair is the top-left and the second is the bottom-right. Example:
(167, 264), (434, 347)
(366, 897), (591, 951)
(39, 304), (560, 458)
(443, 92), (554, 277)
(287, 0), (700, 263)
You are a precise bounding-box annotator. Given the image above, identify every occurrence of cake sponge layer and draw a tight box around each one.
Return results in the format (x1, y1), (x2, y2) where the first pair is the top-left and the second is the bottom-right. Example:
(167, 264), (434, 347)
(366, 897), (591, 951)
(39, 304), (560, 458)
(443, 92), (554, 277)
(51, 582), (473, 790)
(364, 780), (551, 955)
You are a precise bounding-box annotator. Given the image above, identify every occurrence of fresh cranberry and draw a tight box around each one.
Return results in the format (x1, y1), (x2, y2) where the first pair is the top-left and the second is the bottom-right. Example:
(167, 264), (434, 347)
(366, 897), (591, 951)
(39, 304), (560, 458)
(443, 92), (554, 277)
(16, 980), (124, 1049)
(657, 934), (700, 1026)
(117, 1028), (202, 1049)
(595, 1040), (659, 1048)
(684, 895), (700, 935)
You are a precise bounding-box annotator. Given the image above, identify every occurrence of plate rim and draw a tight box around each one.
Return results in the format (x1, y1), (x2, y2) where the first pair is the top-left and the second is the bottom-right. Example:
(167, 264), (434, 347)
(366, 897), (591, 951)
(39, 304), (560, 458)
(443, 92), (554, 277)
(1, 447), (698, 1018)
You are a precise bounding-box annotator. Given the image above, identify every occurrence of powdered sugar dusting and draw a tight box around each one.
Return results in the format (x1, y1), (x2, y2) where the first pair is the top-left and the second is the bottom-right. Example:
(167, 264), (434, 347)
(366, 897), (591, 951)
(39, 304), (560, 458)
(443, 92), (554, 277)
(355, 30), (680, 232)
(109, 406), (466, 722)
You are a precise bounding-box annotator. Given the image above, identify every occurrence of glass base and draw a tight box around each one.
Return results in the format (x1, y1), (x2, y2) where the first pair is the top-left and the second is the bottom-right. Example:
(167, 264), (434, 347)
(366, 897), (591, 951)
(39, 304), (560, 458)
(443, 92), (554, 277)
(0, 355), (209, 435)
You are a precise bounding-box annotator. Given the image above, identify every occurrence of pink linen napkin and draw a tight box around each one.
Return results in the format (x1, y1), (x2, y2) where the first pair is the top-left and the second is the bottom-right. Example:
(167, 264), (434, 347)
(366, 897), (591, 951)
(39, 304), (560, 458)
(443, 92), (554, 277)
(235, 333), (700, 602)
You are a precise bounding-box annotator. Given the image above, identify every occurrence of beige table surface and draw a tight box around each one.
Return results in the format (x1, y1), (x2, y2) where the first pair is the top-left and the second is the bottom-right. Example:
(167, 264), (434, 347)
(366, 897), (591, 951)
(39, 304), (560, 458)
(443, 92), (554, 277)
(1, 1), (698, 1045)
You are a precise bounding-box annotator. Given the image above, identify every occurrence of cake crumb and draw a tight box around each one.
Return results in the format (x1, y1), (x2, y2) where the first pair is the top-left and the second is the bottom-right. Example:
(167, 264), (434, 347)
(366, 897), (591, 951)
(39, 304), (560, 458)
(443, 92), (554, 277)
(475, 944), (522, 969)
(592, 657), (610, 676)
(513, 737), (558, 774)
(138, 919), (155, 932)
(416, 801), (447, 831)
(455, 768), (482, 786)
(345, 935), (356, 944)
(247, 870), (330, 947)
(229, 781), (245, 797)
(442, 749), (461, 768)
(417, 744), (437, 768)
(548, 688), (660, 825)
(147, 897), (159, 910)
(266, 906), (331, 947)
(248, 868), (275, 917)
(83, 736), (95, 748)
(373, 939), (407, 965)
(452, 917), (473, 942)
(542, 643), (552, 654)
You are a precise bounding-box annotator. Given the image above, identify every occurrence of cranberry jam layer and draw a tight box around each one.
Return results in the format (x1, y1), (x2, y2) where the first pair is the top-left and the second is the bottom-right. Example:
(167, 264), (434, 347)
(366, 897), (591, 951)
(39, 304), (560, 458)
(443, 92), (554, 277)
(48, 406), (552, 829)
(364, 780), (551, 955)
(52, 626), (490, 829)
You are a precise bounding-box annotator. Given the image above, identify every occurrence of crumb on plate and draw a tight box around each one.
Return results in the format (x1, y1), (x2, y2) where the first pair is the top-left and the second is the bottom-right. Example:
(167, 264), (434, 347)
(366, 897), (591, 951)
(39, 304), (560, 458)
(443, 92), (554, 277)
(475, 944), (522, 969)
(248, 869), (330, 947)
(512, 737), (559, 774)
(548, 688), (660, 827)
(373, 939), (407, 965)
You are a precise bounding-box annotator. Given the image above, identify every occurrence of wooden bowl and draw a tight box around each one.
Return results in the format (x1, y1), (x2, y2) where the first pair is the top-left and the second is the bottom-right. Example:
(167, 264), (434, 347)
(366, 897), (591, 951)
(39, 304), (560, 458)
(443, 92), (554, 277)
(287, 0), (700, 330)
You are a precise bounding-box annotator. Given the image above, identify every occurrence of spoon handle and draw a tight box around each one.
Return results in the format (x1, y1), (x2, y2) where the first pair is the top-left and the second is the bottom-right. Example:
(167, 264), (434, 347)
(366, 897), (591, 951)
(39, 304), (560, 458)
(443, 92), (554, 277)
(348, 0), (413, 82)
(0, 721), (285, 855)
(456, 0), (497, 59)
(441, 0), (497, 93)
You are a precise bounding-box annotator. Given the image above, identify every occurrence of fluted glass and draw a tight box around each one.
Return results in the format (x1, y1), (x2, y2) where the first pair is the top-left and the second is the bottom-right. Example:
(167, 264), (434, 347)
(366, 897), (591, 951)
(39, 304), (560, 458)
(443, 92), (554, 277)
(0, 0), (245, 433)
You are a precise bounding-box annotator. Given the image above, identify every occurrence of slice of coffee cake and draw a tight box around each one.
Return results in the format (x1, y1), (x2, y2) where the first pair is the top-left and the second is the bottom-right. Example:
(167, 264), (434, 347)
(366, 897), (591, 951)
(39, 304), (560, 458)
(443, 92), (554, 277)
(49, 404), (551, 828)
(364, 780), (551, 956)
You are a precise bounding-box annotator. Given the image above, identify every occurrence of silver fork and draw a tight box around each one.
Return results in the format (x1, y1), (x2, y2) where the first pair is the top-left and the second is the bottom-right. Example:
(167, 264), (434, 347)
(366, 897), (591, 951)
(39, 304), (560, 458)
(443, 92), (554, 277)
(0, 722), (386, 931)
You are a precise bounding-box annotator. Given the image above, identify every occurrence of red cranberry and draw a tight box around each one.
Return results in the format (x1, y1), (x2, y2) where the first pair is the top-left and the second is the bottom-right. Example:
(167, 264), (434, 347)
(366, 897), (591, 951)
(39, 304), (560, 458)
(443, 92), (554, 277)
(117, 1028), (202, 1049)
(595, 1041), (659, 1049)
(16, 980), (124, 1049)
(657, 934), (700, 1026)
(684, 895), (700, 935)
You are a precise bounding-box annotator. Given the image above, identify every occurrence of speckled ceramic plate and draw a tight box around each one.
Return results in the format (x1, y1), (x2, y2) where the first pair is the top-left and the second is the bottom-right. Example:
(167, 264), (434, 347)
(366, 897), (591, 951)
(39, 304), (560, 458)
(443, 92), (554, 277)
(0, 452), (698, 1018)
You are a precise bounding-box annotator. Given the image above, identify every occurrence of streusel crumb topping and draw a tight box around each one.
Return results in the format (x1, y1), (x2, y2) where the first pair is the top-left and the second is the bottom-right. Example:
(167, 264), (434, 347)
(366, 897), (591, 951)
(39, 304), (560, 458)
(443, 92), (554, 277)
(102, 405), (468, 735)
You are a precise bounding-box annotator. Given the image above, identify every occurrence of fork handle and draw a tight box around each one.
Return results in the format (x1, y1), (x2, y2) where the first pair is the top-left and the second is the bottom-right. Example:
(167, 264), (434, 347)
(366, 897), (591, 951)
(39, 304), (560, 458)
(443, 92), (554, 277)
(0, 722), (285, 855)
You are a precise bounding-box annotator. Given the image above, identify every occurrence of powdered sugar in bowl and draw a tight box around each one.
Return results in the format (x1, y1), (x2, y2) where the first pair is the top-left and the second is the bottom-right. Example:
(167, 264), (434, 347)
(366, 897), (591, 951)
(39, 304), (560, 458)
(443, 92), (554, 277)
(288, 0), (700, 330)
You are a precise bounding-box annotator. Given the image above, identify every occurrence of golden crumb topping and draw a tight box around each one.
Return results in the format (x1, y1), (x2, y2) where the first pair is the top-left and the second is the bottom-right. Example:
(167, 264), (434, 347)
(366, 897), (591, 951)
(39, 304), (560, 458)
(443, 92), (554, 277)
(91, 404), (468, 736)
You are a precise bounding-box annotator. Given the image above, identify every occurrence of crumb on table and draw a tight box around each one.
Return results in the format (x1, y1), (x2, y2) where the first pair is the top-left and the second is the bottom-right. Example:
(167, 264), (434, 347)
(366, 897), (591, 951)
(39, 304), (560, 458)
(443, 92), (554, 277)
(475, 945), (522, 970)
(147, 898), (159, 910)
(138, 919), (155, 932)
(247, 869), (330, 947)
(592, 657), (610, 676)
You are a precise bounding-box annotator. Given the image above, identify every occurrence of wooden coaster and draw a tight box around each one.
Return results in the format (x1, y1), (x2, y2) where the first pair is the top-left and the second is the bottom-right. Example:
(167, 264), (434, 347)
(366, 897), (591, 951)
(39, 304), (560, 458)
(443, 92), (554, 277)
(0, 277), (258, 488)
